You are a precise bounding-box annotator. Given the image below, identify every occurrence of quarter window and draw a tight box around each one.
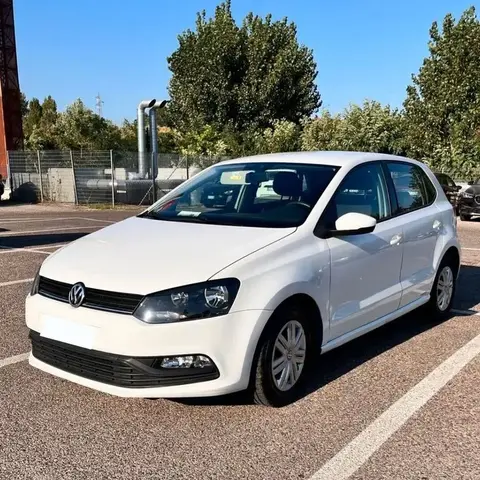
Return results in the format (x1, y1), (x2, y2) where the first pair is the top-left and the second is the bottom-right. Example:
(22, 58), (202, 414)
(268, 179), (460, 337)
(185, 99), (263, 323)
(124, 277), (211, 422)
(386, 163), (436, 213)
(323, 163), (391, 229)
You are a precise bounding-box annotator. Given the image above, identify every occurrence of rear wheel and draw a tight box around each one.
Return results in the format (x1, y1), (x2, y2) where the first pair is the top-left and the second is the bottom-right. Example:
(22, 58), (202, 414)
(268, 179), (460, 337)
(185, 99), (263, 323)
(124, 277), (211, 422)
(252, 304), (316, 407)
(425, 254), (457, 320)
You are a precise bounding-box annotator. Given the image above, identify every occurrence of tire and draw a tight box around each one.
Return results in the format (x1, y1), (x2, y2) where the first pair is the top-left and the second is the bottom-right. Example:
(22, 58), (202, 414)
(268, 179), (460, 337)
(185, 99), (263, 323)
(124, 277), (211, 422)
(425, 254), (457, 320)
(459, 212), (472, 221)
(252, 303), (317, 407)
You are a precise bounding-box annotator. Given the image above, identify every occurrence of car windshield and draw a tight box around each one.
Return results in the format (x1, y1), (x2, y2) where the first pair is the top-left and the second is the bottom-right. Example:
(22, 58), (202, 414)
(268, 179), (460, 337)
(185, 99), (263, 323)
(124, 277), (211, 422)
(140, 162), (339, 228)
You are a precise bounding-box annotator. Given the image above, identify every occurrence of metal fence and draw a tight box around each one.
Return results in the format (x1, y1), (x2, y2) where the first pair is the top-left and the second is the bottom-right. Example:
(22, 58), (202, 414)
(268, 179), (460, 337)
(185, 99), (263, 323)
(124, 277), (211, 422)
(6, 150), (228, 206)
(6, 150), (479, 207)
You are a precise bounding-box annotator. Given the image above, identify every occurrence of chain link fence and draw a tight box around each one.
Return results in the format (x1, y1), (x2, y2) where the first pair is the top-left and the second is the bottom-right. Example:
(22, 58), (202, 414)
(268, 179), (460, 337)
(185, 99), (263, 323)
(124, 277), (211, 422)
(7, 150), (227, 206)
(8, 150), (475, 207)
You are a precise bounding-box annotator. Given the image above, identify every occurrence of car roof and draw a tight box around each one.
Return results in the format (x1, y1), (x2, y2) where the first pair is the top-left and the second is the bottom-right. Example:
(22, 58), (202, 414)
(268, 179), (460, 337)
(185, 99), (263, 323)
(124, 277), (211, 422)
(217, 151), (425, 169)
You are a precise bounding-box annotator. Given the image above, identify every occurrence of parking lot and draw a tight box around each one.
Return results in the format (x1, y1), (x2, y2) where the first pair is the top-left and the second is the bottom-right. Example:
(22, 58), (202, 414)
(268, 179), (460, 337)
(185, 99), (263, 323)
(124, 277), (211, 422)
(1, 203), (479, 480)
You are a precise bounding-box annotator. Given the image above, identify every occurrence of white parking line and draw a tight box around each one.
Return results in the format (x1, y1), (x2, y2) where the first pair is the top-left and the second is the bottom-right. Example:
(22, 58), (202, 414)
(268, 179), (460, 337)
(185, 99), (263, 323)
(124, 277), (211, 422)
(0, 278), (33, 287)
(77, 217), (116, 224)
(0, 225), (105, 236)
(0, 217), (81, 224)
(310, 332), (480, 480)
(0, 216), (116, 225)
(0, 246), (51, 255)
(0, 353), (30, 369)
(462, 247), (480, 251)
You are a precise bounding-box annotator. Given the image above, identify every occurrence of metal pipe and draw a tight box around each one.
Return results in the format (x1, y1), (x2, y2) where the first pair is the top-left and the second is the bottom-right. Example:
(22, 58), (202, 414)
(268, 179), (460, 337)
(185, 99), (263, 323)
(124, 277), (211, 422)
(149, 107), (158, 202)
(148, 100), (168, 202)
(137, 99), (156, 178)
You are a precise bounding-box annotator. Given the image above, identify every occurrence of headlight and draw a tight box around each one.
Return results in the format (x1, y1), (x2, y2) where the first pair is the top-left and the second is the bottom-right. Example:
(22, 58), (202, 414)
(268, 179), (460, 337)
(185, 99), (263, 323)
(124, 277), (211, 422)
(133, 278), (240, 324)
(30, 267), (41, 296)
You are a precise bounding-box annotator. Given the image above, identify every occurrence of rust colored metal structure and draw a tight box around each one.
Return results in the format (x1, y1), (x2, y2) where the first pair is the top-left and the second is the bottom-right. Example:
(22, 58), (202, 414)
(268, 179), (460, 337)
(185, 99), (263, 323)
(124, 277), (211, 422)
(0, 0), (23, 178)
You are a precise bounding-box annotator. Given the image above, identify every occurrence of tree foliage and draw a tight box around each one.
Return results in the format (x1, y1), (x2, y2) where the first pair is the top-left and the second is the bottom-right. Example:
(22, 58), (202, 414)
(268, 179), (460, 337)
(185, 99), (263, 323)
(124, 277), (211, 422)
(301, 101), (404, 155)
(167, 0), (321, 135)
(404, 6), (480, 176)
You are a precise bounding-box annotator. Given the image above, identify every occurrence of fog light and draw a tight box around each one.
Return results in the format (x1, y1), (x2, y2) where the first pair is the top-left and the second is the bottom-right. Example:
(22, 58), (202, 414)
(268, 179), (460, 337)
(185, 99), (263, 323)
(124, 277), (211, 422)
(193, 355), (211, 368)
(160, 355), (212, 369)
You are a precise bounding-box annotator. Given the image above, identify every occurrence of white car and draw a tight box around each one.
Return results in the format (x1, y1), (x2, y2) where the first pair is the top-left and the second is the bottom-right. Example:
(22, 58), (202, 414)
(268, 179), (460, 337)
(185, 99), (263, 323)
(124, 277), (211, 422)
(26, 151), (460, 407)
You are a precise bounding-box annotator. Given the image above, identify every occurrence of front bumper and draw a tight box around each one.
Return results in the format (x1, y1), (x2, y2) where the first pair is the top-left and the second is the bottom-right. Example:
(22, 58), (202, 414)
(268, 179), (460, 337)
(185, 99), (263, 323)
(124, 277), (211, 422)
(26, 293), (272, 398)
(458, 196), (480, 216)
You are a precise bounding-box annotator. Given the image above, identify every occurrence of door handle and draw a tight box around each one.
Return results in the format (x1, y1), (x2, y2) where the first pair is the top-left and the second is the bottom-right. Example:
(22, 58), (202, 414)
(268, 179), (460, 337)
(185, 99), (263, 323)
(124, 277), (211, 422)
(433, 219), (442, 231)
(390, 234), (403, 246)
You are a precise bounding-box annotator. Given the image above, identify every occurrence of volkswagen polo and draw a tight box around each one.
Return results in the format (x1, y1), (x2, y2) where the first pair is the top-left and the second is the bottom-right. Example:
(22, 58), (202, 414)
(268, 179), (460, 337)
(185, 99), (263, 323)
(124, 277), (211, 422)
(26, 151), (460, 407)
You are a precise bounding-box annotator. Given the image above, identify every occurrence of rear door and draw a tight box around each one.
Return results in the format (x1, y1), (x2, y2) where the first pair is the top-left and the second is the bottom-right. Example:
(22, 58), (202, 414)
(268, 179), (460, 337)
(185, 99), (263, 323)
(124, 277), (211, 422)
(385, 161), (442, 308)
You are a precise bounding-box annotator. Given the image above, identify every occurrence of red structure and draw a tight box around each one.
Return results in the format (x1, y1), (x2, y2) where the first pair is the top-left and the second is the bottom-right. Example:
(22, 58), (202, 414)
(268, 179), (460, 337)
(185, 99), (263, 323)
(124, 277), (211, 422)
(0, 0), (23, 178)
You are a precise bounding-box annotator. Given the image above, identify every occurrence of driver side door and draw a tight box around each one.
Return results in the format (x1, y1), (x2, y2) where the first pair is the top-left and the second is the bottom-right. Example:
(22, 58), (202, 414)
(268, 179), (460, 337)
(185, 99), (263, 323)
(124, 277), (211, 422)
(321, 162), (405, 340)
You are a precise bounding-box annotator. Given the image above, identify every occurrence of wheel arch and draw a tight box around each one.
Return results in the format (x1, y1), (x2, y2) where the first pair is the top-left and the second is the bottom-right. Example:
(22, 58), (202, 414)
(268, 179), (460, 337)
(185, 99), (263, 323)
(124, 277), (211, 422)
(247, 293), (324, 390)
(442, 245), (461, 277)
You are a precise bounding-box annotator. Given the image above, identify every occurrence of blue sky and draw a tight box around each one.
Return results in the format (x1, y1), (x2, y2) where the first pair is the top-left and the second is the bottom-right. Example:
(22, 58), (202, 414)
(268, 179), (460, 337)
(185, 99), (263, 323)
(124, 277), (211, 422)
(15, 0), (476, 124)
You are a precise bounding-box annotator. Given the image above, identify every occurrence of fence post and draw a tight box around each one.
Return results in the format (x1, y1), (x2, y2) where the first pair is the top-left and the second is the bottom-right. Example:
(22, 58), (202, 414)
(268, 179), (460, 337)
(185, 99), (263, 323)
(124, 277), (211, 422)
(110, 150), (115, 208)
(70, 150), (79, 205)
(6, 151), (12, 195)
(186, 155), (190, 179)
(37, 150), (44, 203)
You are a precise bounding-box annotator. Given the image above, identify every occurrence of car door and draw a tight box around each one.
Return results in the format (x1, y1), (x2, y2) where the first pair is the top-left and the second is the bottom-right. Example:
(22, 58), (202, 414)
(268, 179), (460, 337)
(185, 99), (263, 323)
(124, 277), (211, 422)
(320, 162), (404, 340)
(385, 161), (442, 308)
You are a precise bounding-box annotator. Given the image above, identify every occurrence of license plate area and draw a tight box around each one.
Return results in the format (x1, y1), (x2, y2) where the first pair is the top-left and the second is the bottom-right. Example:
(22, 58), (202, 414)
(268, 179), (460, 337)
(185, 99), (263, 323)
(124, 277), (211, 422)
(40, 316), (98, 350)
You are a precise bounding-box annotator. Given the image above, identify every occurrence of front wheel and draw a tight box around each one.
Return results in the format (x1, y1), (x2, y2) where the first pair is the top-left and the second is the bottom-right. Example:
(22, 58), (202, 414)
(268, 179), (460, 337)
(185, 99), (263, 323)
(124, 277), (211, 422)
(252, 305), (316, 407)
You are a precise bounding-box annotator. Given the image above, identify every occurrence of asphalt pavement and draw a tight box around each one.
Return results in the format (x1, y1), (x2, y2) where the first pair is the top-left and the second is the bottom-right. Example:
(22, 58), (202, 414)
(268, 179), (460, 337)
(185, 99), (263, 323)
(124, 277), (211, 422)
(0, 203), (479, 480)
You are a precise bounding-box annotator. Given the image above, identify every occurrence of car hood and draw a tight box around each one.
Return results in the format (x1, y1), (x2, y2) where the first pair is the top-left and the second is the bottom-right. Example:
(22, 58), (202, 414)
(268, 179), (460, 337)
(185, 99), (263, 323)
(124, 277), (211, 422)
(40, 216), (296, 295)
(464, 185), (480, 194)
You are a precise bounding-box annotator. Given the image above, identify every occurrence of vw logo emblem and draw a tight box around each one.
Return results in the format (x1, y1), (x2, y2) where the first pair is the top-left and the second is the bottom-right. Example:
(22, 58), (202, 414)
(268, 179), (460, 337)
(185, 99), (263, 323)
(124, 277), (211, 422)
(68, 282), (86, 308)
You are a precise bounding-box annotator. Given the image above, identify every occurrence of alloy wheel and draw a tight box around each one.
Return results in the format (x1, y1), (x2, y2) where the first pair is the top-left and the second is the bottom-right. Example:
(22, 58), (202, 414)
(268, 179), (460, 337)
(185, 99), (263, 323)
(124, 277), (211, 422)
(271, 320), (307, 392)
(437, 266), (454, 312)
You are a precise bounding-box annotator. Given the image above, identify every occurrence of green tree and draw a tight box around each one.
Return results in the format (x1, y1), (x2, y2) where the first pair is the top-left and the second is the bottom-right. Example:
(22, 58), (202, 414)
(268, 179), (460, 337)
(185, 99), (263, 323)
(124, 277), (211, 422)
(38, 96), (58, 149)
(55, 99), (121, 150)
(404, 6), (480, 176)
(23, 97), (42, 142)
(340, 100), (405, 154)
(167, 0), (320, 137)
(251, 120), (301, 154)
(20, 92), (29, 119)
(301, 101), (404, 154)
(301, 110), (344, 151)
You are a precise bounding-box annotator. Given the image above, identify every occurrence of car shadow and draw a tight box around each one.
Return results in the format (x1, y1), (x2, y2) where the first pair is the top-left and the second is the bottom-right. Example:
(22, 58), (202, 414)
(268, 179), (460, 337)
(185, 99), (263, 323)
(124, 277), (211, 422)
(0, 232), (89, 249)
(452, 264), (480, 312)
(171, 263), (480, 407)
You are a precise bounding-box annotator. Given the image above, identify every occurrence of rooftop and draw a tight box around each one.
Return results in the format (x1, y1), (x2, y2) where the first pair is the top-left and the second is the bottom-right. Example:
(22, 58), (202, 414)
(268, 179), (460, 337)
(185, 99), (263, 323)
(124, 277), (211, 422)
(220, 151), (419, 168)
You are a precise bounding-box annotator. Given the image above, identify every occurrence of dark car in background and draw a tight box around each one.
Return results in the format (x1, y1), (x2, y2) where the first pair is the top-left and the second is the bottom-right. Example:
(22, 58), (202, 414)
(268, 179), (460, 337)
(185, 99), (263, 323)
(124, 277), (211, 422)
(457, 177), (480, 221)
(434, 172), (461, 213)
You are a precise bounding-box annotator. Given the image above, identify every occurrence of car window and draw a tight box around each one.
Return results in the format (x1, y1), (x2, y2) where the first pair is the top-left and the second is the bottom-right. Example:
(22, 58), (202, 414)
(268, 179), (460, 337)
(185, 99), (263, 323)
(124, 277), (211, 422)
(445, 175), (456, 187)
(386, 162), (436, 213)
(323, 163), (391, 229)
(143, 162), (339, 228)
(437, 174), (456, 187)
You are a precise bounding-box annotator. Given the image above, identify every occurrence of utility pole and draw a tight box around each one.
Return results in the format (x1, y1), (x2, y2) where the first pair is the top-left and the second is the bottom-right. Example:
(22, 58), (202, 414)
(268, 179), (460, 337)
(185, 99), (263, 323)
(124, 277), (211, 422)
(95, 93), (104, 117)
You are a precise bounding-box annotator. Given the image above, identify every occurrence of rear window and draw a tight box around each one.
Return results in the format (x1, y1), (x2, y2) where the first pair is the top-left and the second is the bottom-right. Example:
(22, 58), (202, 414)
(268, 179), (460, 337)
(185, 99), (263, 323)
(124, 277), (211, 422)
(386, 163), (437, 213)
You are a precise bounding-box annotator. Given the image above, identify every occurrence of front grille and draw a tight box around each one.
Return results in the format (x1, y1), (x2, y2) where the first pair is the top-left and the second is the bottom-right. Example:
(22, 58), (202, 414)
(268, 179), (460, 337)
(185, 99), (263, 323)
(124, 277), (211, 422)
(38, 276), (143, 315)
(30, 330), (219, 388)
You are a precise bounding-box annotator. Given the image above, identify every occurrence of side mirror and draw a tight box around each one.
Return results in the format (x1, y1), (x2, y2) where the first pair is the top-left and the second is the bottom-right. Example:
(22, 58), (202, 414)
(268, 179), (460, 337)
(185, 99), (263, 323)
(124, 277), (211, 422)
(468, 180), (474, 185)
(455, 185), (462, 191)
(330, 212), (377, 237)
